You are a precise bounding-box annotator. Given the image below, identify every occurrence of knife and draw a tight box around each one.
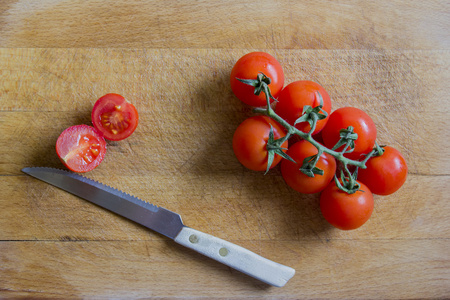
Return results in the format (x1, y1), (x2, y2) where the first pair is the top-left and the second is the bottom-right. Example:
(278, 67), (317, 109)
(22, 167), (295, 287)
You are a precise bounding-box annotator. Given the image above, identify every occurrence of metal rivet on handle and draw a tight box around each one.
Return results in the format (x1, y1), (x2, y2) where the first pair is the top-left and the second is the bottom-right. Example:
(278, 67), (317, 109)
(219, 247), (228, 257)
(189, 234), (199, 244)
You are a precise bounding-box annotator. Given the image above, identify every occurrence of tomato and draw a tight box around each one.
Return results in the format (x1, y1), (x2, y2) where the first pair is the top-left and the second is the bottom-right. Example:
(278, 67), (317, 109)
(281, 140), (336, 194)
(321, 107), (377, 160)
(230, 52), (284, 107)
(320, 180), (374, 230)
(358, 146), (408, 195)
(232, 116), (288, 171)
(91, 93), (139, 141)
(275, 80), (332, 135)
(56, 125), (107, 173)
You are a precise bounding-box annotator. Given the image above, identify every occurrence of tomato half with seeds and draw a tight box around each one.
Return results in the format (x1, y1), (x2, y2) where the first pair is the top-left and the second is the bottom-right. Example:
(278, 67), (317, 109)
(232, 116), (288, 172)
(358, 146), (408, 195)
(275, 80), (332, 135)
(230, 52), (284, 107)
(91, 93), (139, 141)
(281, 140), (336, 194)
(56, 125), (106, 173)
(320, 180), (374, 230)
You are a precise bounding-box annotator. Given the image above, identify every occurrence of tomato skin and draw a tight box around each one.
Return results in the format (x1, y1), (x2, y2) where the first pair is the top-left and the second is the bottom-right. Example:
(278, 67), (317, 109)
(275, 80), (332, 135)
(232, 116), (287, 171)
(281, 140), (336, 194)
(321, 107), (377, 160)
(56, 125), (107, 173)
(230, 52), (284, 107)
(358, 146), (408, 195)
(91, 93), (139, 141)
(320, 180), (374, 230)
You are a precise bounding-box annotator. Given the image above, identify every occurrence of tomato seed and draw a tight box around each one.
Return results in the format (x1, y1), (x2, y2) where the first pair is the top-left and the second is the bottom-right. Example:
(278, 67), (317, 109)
(90, 148), (99, 157)
(83, 155), (93, 163)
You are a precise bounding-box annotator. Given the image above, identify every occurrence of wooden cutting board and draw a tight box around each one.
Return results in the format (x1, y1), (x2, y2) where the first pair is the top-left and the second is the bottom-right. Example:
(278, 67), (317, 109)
(0, 1), (449, 299)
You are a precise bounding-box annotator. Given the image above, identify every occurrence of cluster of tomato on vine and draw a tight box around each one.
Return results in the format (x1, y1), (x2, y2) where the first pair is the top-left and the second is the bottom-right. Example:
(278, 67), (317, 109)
(230, 52), (408, 230)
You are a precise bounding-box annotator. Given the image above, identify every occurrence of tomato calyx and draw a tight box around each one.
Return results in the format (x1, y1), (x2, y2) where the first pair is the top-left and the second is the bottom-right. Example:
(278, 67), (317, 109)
(293, 91), (328, 137)
(331, 126), (358, 154)
(334, 164), (361, 194)
(265, 125), (295, 174)
(237, 72), (278, 103)
(299, 149), (325, 178)
(371, 142), (386, 157)
(335, 142), (388, 194)
(358, 142), (386, 168)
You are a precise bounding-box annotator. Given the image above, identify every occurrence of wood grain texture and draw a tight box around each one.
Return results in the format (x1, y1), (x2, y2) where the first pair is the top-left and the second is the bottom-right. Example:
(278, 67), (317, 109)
(1, 49), (449, 176)
(0, 0), (449, 49)
(1, 1), (449, 299)
(1, 240), (448, 299)
(1, 47), (449, 299)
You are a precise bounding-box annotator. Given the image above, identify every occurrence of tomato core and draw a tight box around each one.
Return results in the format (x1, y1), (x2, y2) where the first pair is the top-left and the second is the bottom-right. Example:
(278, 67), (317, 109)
(100, 106), (131, 135)
(56, 125), (107, 173)
(92, 93), (139, 141)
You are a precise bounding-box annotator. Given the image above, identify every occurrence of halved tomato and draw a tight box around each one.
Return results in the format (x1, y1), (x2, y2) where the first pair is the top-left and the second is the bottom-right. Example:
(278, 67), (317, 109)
(91, 93), (139, 141)
(56, 125), (107, 173)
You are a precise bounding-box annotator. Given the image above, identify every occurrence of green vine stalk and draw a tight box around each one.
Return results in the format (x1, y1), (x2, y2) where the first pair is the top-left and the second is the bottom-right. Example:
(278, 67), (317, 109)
(238, 73), (384, 194)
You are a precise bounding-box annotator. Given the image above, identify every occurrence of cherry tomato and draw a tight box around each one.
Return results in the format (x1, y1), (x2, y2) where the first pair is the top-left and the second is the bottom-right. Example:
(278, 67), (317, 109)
(230, 52), (284, 107)
(358, 146), (408, 195)
(91, 93), (139, 141)
(320, 180), (374, 230)
(232, 116), (288, 171)
(321, 107), (377, 160)
(281, 140), (336, 194)
(56, 125), (107, 173)
(275, 80), (332, 135)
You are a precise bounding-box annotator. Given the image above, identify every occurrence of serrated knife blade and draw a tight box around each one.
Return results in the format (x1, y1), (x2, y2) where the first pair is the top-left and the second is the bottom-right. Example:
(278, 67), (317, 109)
(22, 167), (295, 287)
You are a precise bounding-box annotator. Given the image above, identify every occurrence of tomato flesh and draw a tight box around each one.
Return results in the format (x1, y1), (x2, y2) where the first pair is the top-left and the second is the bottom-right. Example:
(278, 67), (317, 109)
(56, 125), (106, 173)
(92, 93), (139, 141)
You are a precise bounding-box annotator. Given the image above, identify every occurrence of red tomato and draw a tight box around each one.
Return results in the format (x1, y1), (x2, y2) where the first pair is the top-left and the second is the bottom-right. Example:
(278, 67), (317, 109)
(321, 107), (377, 160)
(281, 140), (336, 194)
(275, 80), (332, 135)
(230, 52), (284, 107)
(358, 146), (408, 195)
(56, 125), (107, 173)
(91, 93), (139, 141)
(232, 116), (288, 171)
(320, 180), (374, 230)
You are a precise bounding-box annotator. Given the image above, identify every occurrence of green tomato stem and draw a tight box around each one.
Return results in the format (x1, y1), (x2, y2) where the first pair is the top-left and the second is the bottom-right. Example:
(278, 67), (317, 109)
(255, 104), (368, 170)
(242, 75), (383, 194)
(260, 83), (370, 165)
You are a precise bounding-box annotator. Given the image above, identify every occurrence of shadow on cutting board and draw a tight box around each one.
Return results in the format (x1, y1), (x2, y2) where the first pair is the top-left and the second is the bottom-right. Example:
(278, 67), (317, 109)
(177, 63), (334, 240)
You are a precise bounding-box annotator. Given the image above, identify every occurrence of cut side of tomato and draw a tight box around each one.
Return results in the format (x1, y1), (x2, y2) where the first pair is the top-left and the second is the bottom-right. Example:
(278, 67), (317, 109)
(56, 125), (107, 173)
(91, 93), (139, 141)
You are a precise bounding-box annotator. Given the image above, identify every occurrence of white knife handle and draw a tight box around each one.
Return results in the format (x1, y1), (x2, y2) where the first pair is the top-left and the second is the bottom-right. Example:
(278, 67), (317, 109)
(174, 227), (295, 287)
